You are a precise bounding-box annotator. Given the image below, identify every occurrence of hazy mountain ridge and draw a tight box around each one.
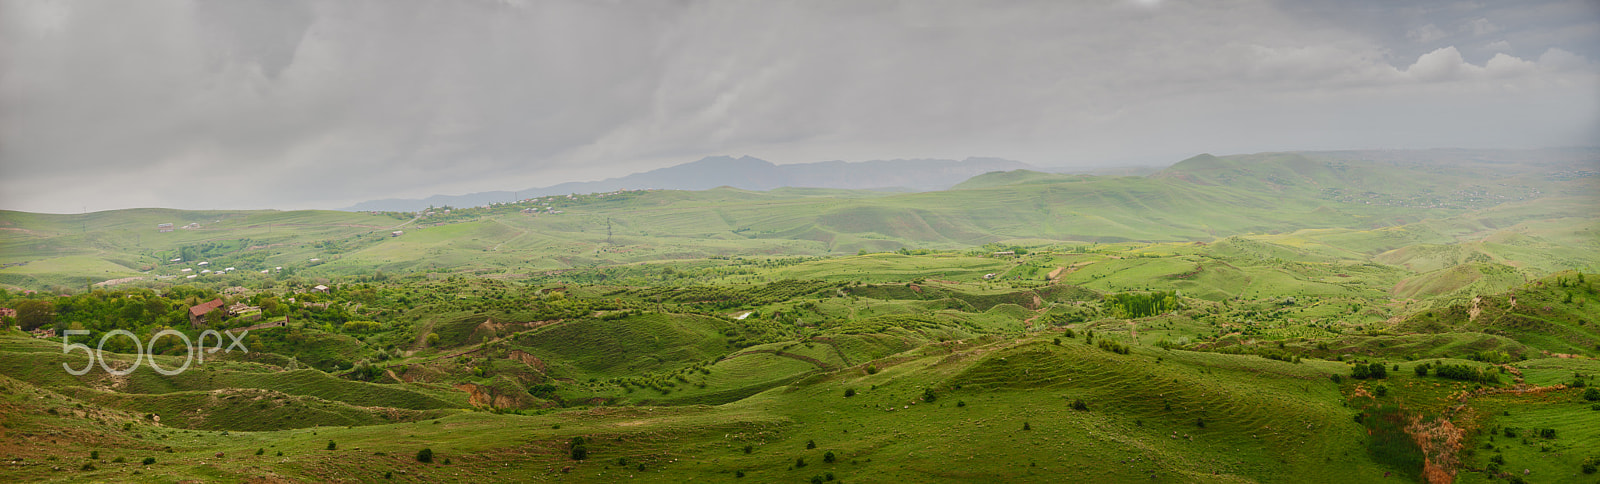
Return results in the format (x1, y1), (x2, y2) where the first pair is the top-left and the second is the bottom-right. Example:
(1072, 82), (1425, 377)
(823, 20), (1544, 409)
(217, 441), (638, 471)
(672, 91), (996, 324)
(342, 156), (1036, 212)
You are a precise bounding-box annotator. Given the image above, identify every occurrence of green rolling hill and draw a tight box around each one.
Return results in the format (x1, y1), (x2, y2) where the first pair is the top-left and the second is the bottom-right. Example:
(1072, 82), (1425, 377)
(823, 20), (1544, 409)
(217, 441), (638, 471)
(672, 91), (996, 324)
(1, 150), (1598, 482)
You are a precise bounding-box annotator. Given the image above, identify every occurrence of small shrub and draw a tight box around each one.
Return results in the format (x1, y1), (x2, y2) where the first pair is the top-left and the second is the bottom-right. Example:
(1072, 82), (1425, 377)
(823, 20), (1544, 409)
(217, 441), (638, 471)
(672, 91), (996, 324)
(844, 388), (855, 398)
(735, 469), (745, 478)
(806, 439), (816, 450)
(1196, 417), (1206, 428)
(956, 400), (966, 407)
(824, 450), (836, 463)
(112, 457), (125, 463)
(743, 444), (753, 454)
(443, 458), (451, 465)
(416, 448), (434, 463)
(276, 451), (283, 456)
(570, 437), (588, 460)
(384, 471), (393, 479)
(1023, 421), (1031, 431)
(90, 451), (99, 460)
(255, 448), (264, 456)
(141, 457), (156, 465)
(1071, 399), (1089, 411)
(1414, 364), (1429, 376)
(796, 457), (807, 468)
(1584, 388), (1600, 402)
(1374, 385), (1389, 397)
(80, 462), (95, 471)
(922, 388), (937, 403)
(327, 441), (337, 451)
(865, 365), (878, 375)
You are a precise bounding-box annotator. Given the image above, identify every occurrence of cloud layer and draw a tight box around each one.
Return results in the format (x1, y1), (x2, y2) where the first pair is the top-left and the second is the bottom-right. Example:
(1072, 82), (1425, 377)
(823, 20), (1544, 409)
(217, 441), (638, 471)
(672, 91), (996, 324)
(2, 0), (1596, 212)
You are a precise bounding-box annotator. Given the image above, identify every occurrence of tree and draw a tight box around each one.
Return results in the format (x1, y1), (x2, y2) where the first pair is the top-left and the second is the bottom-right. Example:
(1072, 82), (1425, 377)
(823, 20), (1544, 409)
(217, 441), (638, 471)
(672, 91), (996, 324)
(416, 448), (434, 463)
(569, 437), (588, 460)
(205, 307), (226, 326)
(260, 297), (283, 317)
(1368, 362), (1387, 379)
(14, 300), (53, 330)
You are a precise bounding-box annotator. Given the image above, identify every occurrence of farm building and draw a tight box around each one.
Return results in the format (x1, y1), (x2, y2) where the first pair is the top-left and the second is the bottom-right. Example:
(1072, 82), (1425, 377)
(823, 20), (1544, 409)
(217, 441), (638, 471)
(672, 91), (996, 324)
(157, 223), (174, 232)
(187, 299), (226, 327)
(391, 230), (404, 237)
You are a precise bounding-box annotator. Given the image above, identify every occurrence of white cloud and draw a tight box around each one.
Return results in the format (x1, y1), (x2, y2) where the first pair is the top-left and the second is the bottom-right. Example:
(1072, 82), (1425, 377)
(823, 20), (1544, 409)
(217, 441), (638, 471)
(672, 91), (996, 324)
(1408, 46), (1479, 81)
(1408, 23), (1449, 44)
(1465, 17), (1502, 36)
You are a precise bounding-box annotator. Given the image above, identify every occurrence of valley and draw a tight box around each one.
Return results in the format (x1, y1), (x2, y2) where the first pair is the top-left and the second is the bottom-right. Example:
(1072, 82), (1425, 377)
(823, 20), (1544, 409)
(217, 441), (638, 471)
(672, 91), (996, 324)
(1, 150), (1598, 483)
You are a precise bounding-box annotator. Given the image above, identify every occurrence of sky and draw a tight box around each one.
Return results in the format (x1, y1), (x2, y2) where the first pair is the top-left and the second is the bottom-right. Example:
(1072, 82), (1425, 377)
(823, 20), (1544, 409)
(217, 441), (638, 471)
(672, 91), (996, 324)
(1, 0), (1597, 213)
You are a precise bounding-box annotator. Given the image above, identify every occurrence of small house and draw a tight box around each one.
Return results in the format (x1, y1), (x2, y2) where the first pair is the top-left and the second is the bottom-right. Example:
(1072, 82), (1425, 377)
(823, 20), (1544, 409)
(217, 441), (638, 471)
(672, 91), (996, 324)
(312, 285), (329, 293)
(188, 299), (226, 327)
(391, 230), (404, 237)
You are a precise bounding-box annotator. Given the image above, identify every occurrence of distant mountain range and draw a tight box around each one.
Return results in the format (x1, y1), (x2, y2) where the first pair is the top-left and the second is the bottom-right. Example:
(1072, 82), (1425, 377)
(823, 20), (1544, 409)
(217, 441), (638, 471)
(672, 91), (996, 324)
(341, 156), (1036, 212)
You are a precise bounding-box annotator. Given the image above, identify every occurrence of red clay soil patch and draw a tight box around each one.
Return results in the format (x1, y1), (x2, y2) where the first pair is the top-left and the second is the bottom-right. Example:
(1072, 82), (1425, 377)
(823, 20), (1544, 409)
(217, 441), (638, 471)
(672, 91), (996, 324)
(1406, 415), (1464, 484)
(507, 350), (548, 373)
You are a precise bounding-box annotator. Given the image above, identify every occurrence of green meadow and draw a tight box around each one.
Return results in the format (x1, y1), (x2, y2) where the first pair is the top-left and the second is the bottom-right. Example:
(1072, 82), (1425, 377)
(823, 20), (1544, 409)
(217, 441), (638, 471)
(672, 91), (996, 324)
(1, 152), (1598, 482)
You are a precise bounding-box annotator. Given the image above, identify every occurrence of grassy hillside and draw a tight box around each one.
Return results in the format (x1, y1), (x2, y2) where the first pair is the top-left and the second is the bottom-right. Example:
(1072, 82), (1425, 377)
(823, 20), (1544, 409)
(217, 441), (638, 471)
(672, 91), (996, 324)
(1, 151), (1597, 482)
(3, 152), (1592, 290)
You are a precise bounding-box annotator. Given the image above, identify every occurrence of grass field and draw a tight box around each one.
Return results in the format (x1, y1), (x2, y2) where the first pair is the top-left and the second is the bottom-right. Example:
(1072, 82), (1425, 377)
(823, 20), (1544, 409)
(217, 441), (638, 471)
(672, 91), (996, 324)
(2, 152), (1598, 482)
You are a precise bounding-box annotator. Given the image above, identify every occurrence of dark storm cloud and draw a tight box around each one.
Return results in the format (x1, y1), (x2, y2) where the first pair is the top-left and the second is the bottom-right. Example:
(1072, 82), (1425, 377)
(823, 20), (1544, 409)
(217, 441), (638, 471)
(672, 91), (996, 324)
(1, 0), (1596, 212)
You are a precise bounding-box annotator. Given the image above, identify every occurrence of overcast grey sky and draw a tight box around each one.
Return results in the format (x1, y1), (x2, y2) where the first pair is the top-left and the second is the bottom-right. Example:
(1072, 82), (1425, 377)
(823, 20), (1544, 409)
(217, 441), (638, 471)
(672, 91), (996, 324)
(2, 0), (1597, 213)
